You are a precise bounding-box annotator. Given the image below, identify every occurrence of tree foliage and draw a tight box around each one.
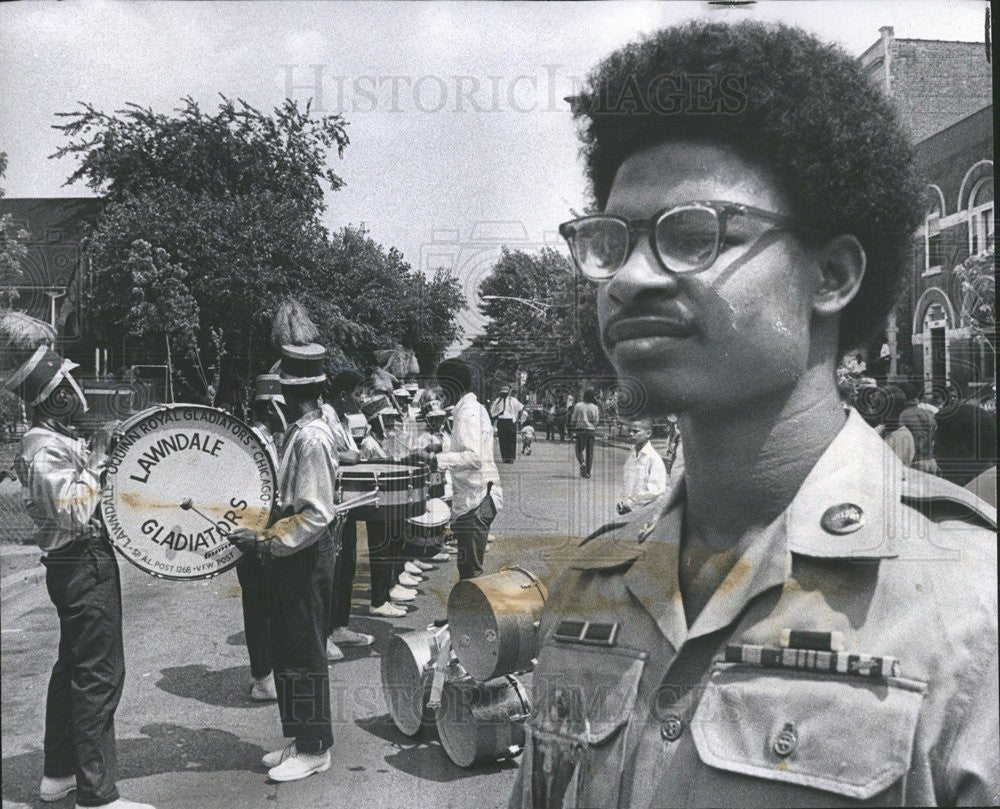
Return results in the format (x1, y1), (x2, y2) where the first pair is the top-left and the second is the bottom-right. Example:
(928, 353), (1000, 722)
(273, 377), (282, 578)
(471, 247), (611, 389)
(52, 98), (464, 402)
(0, 152), (30, 310)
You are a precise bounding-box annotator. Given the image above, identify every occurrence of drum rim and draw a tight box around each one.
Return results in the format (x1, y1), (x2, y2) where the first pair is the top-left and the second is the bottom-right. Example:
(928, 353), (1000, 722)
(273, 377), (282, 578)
(100, 403), (276, 581)
(381, 630), (440, 736)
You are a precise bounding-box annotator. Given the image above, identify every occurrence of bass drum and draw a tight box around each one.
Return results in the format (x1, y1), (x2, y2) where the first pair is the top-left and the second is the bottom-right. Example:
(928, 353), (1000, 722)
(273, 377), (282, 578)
(100, 404), (276, 580)
(436, 674), (531, 768)
(447, 566), (547, 681)
(380, 624), (458, 737)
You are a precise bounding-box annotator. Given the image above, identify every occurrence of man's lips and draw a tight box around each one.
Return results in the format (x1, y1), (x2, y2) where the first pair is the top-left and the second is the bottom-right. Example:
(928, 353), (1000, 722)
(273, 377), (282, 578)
(603, 314), (696, 345)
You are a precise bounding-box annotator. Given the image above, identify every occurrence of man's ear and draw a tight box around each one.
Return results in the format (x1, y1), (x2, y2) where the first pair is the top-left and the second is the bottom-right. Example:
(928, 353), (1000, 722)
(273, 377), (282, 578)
(812, 234), (866, 316)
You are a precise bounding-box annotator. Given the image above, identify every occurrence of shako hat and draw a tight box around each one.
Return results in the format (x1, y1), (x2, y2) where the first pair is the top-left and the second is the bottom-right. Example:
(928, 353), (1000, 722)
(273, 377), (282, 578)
(1, 344), (83, 407)
(279, 343), (327, 385)
(254, 374), (285, 402)
(362, 395), (399, 422)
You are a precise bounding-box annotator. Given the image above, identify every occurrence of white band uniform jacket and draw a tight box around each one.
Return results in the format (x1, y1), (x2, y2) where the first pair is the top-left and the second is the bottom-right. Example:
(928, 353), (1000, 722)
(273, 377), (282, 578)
(267, 409), (340, 556)
(436, 391), (503, 517)
(509, 409), (998, 808)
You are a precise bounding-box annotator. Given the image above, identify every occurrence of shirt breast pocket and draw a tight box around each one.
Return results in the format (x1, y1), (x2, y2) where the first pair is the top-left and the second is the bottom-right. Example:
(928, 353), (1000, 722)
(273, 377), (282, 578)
(688, 663), (927, 805)
(521, 643), (646, 809)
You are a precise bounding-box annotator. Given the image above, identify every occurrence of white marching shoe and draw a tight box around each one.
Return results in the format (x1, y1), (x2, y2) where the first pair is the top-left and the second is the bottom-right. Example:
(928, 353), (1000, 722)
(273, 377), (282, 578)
(411, 559), (435, 571)
(268, 749), (331, 782)
(397, 571), (422, 587)
(75, 800), (156, 809)
(329, 627), (374, 646)
(389, 584), (416, 602)
(370, 601), (407, 617)
(40, 775), (76, 801)
(326, 638), (344, 661)
(403, 560), (425, 576)
(261, 741), (296, 769)
(250, 672), (277, 701)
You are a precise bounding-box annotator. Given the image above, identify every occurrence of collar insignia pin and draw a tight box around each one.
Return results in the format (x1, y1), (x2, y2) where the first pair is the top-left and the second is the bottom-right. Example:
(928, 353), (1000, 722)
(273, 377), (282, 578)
(821, 503), (865, 535)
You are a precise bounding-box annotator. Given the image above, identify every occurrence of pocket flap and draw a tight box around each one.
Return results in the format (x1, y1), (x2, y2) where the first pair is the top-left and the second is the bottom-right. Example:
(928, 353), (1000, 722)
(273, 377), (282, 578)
(691, 664), (926, 800)
(532, 643), (646, 744)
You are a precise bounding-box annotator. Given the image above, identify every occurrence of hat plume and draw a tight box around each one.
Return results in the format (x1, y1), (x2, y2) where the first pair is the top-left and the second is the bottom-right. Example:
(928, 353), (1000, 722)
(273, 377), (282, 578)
(1, 311), (57, 376)
(271, 298), (319, 349)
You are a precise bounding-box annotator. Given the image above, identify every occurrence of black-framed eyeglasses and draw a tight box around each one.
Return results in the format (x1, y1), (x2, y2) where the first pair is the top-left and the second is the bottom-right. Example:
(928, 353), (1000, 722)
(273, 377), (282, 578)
(559, 201), (820, 281)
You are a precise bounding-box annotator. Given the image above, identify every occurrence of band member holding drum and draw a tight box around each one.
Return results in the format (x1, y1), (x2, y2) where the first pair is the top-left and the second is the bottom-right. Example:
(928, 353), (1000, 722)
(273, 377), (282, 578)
(238, 374), (286, 703)
(229, 341), (338, 783)
(320, 369), (375, 660)
(418, 358), (503, 580)
(358, 396), (419, 617)
(2, 340), (155, 809)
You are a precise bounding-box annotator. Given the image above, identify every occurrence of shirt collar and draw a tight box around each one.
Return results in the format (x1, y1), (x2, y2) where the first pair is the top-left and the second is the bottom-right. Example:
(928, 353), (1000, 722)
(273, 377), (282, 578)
(571, 409), (901, 648)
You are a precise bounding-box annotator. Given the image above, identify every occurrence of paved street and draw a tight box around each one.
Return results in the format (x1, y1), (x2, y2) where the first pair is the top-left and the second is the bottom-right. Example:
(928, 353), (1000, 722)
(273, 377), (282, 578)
(1, 437), (627, 809)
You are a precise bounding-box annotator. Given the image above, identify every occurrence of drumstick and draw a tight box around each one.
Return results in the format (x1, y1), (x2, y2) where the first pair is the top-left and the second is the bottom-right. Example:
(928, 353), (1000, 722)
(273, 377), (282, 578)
(180, 497), (219, 528)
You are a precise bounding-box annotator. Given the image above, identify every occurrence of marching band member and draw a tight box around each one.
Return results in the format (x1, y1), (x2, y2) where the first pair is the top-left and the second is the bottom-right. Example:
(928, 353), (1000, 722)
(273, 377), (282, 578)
(320, 369), (374, 660)
(358, 396), (417, 617)
(238, 374), (287, 702)
(3, 334), (155, 809)
(230, 304), (337, 783)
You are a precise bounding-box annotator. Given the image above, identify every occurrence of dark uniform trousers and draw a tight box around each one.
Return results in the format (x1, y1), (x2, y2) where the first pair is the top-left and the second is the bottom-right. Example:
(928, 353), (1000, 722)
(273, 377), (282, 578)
(366, 518), (404, 608)
(42, 535), (125, 808)
(267, 534), (335, 754)
(328, 516), (357, 632)
(573, 429), (595, 475)
(235, 553), (272, 679)
(453, 490), (497, 579)
(497, 419), (517, 462)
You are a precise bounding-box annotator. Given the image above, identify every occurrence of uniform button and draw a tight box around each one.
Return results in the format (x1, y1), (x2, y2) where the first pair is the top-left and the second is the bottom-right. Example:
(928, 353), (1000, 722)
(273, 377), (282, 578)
(660, 715), (683, 742)
(772, 723), (797, 757)
(821, 503), (865, 534)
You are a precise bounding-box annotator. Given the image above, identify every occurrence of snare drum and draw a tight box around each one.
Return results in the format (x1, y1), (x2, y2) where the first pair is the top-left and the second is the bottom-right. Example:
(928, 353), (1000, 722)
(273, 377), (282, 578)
(336, 461), (427, 521)
(436, 674), (531, 768)
(381, 624), (460, 737)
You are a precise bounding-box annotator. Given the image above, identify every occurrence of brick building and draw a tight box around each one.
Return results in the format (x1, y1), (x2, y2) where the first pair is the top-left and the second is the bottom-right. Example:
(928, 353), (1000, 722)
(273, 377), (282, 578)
(859, 27), (994, 397)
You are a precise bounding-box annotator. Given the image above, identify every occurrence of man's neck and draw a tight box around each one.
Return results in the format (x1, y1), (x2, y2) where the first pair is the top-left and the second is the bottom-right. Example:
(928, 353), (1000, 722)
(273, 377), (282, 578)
(679, 365), (846, 551)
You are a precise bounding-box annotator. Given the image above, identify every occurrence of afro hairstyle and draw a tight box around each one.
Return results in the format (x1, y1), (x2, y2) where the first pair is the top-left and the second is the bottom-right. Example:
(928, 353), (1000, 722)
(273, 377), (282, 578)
(573, 20), (923, 353)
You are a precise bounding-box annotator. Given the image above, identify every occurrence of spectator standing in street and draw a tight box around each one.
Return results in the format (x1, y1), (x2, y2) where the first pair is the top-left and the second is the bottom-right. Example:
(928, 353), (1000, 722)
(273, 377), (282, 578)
(490, 384), (523, 463)
(419, 359), (503, 579)
(570, 388), (600, 478)
(616, 419), (668, 515)
(897, 381), (936, 473)
(544, 397), (556, 441)
(5, 340), (156, 809)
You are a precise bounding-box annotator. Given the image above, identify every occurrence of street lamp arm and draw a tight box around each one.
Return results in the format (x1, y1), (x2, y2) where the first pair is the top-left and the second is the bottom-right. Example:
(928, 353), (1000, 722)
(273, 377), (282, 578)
(480, 295), (551, 315)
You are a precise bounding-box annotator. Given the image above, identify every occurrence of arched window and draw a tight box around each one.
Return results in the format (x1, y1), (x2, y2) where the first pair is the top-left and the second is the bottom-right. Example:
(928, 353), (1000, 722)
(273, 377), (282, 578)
(924, 191), (944, 273)
(968, 176), (994, 254)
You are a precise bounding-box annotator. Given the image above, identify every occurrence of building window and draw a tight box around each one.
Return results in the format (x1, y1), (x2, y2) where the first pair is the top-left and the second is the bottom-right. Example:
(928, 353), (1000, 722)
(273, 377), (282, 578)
(968, 177), (994, 255)
(925, 206), (943, 272)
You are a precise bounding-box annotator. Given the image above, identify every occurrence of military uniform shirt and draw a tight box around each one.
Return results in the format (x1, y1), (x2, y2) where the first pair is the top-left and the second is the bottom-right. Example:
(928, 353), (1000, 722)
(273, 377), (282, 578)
(510, 410), (998, 808)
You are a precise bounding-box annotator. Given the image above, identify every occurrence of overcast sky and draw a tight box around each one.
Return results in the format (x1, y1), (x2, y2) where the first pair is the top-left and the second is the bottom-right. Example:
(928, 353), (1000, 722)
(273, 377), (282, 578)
(0, 0), (988, 336)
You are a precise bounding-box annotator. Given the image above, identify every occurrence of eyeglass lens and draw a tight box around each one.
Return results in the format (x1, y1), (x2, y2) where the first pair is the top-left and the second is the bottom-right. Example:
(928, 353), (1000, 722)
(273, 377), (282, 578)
(568, 206), (722, 278)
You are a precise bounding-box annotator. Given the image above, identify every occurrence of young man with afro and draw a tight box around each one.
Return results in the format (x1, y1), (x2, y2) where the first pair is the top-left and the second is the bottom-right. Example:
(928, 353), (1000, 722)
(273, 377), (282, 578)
(511, 20), (997, 809)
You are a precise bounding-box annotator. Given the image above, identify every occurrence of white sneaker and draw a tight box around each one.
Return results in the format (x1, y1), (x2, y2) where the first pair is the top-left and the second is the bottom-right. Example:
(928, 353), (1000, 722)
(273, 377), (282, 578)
(411, 559), (435, 571)
(76, 800), (156, 809)
(403, 560), (423, 576)
(370, 602), (407, 618)
(268, 749), (331, 782)
(250, 672), (277, 701)
(326, 638), (344, 661)
(261, 741), (296, 769)
(40, 775), (76, 801)
(397, 572), (422, 587)
(429, 552), (450, 562)
(389, 584), (417, 601)
(329, 628), (374, 646)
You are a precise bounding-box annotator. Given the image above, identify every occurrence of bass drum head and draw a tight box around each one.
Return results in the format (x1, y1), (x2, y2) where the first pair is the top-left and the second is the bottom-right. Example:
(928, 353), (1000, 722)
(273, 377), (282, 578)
(381, 628), (447, 737)
(436, 675), (529, 768)
(100, 404), (276, 580)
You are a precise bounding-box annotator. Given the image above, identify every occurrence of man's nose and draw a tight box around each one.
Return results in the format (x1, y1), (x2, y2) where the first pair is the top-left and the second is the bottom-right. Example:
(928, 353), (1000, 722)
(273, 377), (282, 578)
(602, 236), (681, 305)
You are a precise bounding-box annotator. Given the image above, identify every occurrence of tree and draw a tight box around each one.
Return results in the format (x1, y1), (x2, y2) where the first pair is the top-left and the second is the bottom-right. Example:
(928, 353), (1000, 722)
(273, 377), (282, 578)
(0, 152), (29, 310)
(471, 247), (612, 391)
(52, 97), (354, 401)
